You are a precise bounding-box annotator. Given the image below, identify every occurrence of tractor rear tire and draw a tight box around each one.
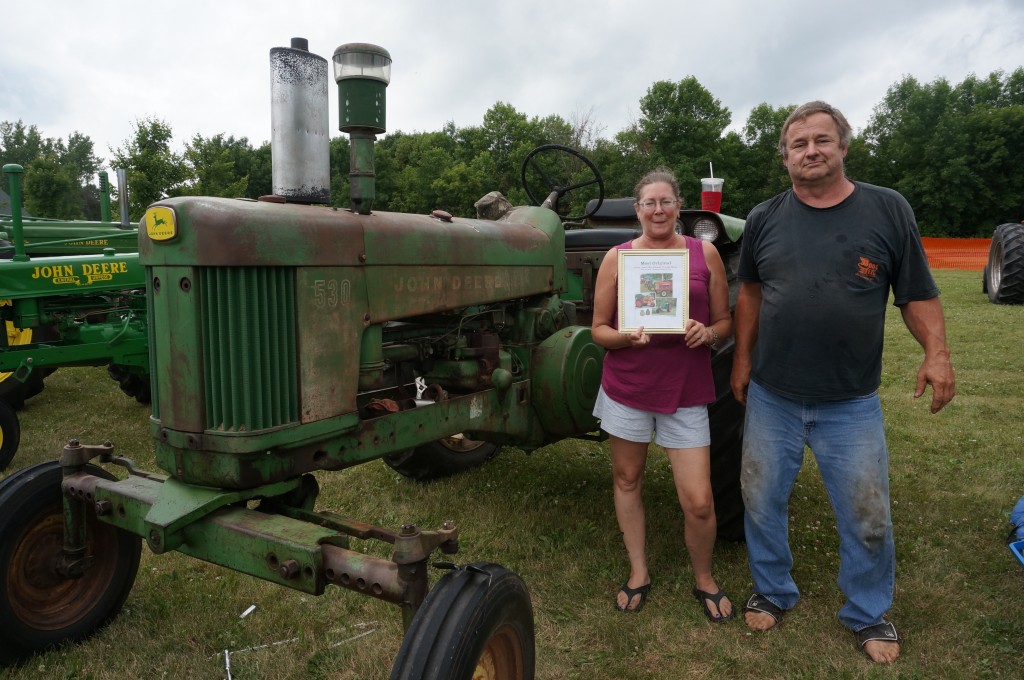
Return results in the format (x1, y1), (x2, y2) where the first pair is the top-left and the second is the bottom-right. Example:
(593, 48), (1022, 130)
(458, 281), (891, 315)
(0, 461), (141, 664)
(707, 333), (746, 542)
(0, 323), (43, 411)
(0, 400), (19, 471)
(986, 223), (1024, 304)
(0, 372), (44, 412)
(708, 390), (745, 542)
(384, 436), (500, 481)
(0, 320), (59, 410)
(390, 562), (534, 680)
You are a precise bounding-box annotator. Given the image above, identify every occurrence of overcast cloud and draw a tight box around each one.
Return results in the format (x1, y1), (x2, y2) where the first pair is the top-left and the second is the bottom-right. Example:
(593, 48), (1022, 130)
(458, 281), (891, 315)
(2, 0), (1022, 171)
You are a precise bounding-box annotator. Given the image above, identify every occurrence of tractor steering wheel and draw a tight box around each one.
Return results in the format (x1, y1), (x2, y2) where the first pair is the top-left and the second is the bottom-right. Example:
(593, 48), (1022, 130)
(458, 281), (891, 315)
(520, 144), (604, 221)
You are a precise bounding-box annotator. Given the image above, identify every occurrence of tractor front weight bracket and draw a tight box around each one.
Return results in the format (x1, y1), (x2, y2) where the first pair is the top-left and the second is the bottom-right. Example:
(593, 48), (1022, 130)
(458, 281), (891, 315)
(55, 442), (463, 625)
(58, 439), (116, 577)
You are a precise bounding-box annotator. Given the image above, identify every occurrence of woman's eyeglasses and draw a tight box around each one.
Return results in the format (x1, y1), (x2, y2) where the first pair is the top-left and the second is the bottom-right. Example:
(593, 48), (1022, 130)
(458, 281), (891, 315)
(636, 199), (679, 211)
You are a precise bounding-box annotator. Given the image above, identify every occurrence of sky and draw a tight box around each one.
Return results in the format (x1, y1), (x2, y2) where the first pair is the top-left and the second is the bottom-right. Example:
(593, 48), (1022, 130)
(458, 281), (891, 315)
(2, 0), (1023, 177)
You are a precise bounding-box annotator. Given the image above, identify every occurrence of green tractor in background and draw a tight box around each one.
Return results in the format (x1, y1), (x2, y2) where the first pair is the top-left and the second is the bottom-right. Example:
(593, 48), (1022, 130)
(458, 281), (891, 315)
(0, 166), (149, 469)
(0, 38), (746, 678)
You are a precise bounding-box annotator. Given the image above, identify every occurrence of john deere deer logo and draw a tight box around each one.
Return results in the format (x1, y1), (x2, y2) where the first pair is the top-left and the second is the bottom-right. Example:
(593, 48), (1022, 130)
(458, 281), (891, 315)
(145, 207), (177, 241)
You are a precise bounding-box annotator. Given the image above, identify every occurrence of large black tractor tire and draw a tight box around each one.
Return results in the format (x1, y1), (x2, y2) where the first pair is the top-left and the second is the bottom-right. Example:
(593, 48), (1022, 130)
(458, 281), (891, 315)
(0, 371), (44, 412)
(0, 321), (59, 410)
(708, 390), (745, 542)
(107, 363), (152, 404)
(0, 400), (19, 472)
(707, 337), (746, 542)
(390, 562), (535, 680)
(0, 461), (141, 666)
(384, 435), (500, 481)
(0, 322), (45, 411)
(986, 223), (1024, 304)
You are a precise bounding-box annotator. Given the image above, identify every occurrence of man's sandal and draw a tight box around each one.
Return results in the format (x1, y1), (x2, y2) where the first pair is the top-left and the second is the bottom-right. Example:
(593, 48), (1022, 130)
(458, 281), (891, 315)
(615, 581), (651, 612)
(855, 621), (900, 657)
(742, 593), (784, 628)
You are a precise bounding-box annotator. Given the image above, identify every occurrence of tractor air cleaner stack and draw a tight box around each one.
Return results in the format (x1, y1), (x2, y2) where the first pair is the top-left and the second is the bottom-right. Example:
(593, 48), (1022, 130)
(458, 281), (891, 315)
(270, 37), (331, 204)
(333, 42), (391, 214)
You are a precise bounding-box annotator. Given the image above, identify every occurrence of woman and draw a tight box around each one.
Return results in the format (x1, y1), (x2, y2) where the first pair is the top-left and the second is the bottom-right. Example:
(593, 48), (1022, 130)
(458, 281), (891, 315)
(591, 168), (733, 621)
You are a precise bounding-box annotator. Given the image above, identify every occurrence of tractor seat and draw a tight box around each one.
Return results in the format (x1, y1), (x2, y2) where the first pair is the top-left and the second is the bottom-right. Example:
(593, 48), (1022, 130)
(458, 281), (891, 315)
(585, 197), (637, 225)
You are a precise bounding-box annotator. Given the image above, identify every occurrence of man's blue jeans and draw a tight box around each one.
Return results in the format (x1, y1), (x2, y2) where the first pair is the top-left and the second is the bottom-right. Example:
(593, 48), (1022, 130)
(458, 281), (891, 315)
(741, 380), (895, 630)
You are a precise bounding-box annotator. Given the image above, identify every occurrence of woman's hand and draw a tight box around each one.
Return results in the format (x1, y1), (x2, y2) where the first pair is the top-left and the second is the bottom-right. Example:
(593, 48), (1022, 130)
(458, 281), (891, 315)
(683, 319), (716, 349)
(624, 326), (650, 348)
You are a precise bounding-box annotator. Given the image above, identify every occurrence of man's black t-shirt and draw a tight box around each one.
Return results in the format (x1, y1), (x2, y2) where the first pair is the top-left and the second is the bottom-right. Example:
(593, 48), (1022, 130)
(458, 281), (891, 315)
(738, 181), (939, 401)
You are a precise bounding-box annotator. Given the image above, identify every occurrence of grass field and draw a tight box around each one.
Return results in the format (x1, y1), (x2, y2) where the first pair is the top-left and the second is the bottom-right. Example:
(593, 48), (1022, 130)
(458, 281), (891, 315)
(1, 269), (1022, 679)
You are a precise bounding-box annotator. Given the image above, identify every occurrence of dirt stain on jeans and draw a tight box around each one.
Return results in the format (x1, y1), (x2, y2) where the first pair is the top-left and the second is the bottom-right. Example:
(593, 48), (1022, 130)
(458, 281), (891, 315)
(740, 456), (766, 505)
(852, 475), (890, 556)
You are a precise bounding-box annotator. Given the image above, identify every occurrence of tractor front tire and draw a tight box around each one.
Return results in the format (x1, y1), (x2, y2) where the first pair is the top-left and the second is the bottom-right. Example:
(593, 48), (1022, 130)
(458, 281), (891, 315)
(0, 462), (141, 665)
(391, 562), (534, 680)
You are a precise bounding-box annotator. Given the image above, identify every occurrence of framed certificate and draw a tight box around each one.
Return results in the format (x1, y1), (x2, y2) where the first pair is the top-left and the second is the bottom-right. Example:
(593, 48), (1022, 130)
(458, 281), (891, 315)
(617, 249), (689, 333)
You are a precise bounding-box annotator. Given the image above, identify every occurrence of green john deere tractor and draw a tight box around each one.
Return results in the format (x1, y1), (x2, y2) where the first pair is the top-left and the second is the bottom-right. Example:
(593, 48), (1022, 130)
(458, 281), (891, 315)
(0, 37), (746, 678)
(0, 166), (148, 469)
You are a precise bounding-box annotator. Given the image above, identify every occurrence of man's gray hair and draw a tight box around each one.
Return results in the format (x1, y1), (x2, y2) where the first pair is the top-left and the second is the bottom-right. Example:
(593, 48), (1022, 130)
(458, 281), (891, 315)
(778, 101), (853, 158)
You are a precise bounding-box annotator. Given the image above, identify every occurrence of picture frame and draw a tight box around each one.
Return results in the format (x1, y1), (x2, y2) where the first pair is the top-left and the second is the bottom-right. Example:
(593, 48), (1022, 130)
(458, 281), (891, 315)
(617, 249), (689, 333)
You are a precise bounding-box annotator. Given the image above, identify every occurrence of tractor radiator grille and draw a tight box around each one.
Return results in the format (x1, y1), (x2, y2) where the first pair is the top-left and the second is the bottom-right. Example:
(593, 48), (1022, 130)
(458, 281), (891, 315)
(201, 266), (298, 432)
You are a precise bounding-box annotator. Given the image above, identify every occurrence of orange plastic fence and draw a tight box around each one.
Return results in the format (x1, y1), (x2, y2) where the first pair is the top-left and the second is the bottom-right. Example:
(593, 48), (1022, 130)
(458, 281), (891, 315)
(920, 237), (990, 271)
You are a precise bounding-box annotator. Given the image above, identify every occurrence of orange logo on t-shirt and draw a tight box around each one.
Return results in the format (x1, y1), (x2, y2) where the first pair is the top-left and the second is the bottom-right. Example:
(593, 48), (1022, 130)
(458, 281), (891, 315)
(856, 256), (879, 281)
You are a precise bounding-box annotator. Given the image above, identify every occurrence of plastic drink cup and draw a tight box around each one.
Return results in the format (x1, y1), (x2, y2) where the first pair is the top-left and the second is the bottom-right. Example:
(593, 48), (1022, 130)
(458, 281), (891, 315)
(700, 177), (724, 212)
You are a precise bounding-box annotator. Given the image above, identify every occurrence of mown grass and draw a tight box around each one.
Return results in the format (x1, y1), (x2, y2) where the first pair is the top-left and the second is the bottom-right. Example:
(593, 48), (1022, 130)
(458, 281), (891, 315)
(2, 269), (1022, 679)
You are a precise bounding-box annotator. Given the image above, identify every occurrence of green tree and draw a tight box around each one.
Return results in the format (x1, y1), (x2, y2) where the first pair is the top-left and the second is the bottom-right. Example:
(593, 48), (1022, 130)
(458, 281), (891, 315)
(481, 102), (548, 196)
(710, 130), (752, 215)
(635, 78), (732, 192)
(1006, 68), (1024, 105)
(589, 134), (647, 201)
(245, 141), (273, 199)
(60, 132), (102, 187)
(432, 154), (497, 216)
(698, 103), (793, 216)
(373, 130), (458, 214)
(863, 76), (954, 197)
(23, 154), (85, 219)
(0, 120), (45, 169)
(177, 133), (250, 198)
(970, 105), (1024, 223)
(739, 104), (792, 202)
(862, 70), (1024, 234)
(110, 118), (189, 219)
(1, 121), (102, 219)
(328, 136), (350, 209)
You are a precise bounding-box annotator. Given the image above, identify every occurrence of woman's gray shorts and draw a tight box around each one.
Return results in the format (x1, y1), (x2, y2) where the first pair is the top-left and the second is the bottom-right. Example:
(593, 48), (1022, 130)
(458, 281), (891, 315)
(593, 387), (710, 449)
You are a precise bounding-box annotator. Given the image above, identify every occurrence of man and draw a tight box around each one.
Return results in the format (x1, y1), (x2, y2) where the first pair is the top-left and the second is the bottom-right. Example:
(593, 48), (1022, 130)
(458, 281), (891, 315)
(730, 101), (955, 663)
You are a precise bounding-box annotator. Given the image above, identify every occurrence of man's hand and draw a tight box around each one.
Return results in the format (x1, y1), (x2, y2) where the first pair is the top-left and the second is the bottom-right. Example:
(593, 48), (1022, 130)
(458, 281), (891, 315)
(900, 298), (955, 414)
(915, 350), (955, 413)
(730, 282), (761, 406)
(730, 357), (751, 406)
